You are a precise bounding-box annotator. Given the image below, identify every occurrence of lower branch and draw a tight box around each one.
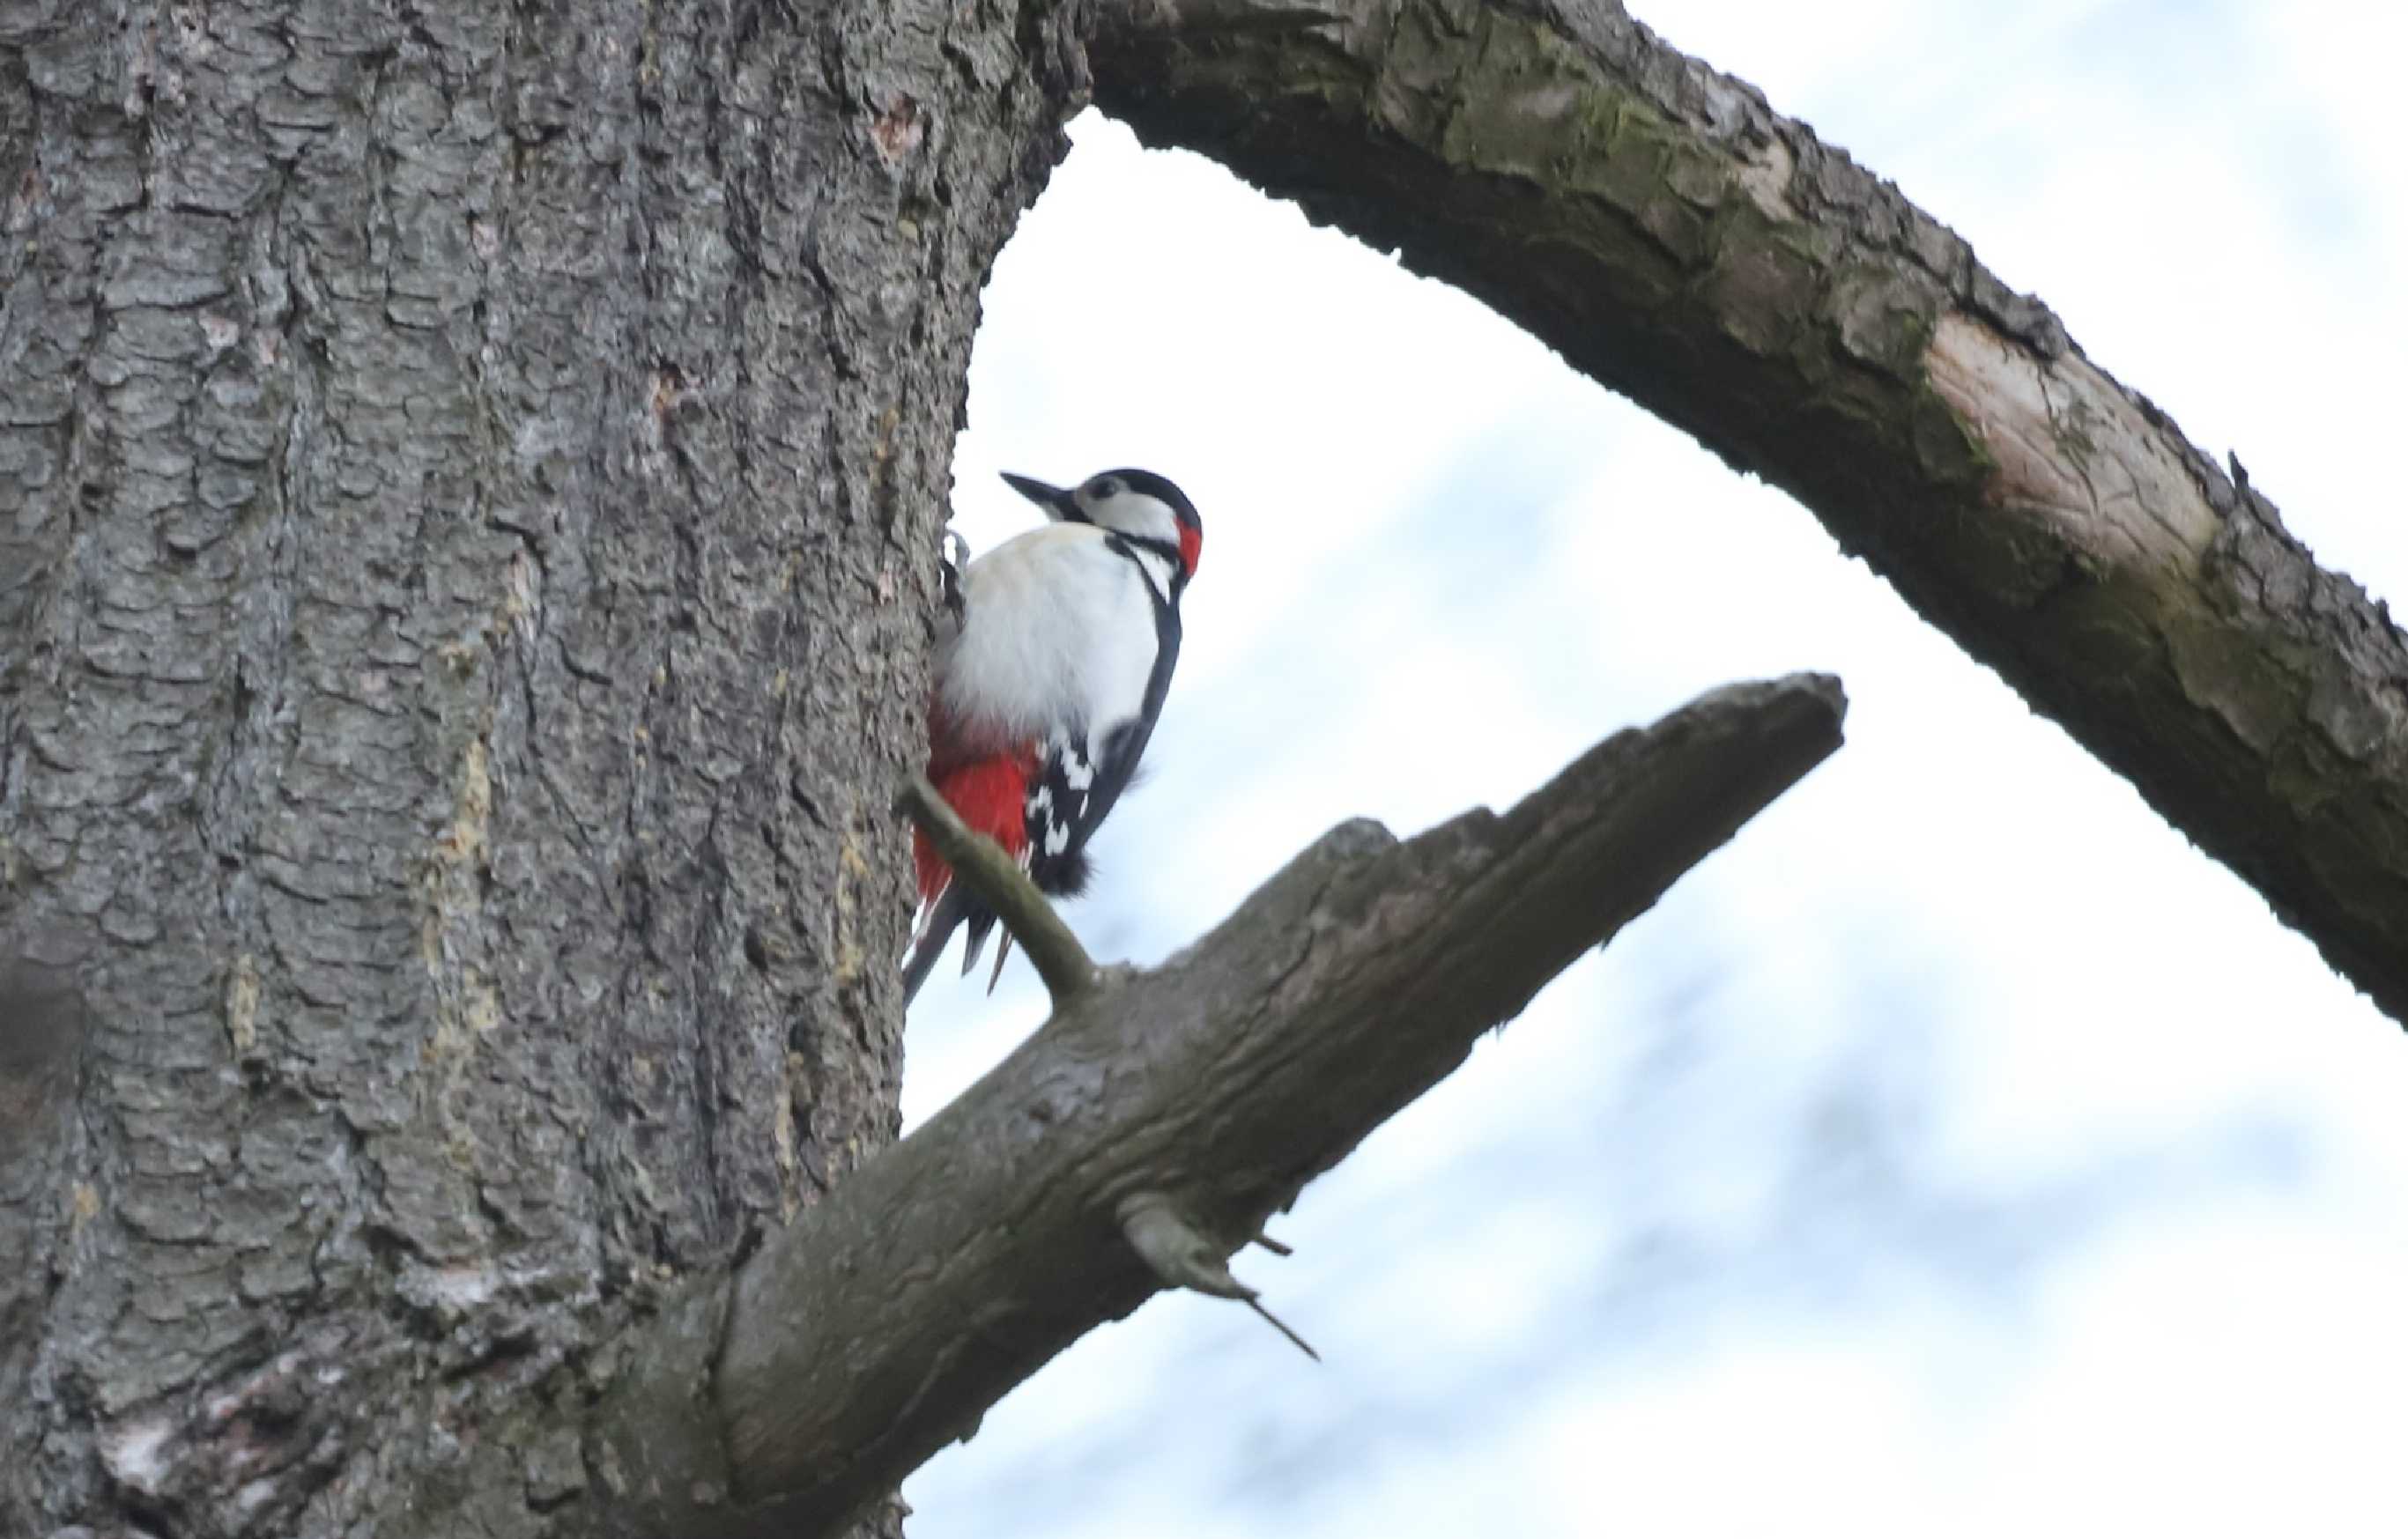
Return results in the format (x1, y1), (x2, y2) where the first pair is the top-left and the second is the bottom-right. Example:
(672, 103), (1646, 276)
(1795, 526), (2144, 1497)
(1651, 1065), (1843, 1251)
(588, 673), (1846, 1539)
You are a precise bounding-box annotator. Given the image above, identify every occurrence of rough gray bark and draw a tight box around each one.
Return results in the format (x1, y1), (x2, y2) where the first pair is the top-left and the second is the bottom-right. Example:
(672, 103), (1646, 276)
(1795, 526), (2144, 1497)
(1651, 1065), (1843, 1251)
(587, 675), (1845, 1539)
(0, 1), (1071, 1534)
(1086, 0), (2408, 1025)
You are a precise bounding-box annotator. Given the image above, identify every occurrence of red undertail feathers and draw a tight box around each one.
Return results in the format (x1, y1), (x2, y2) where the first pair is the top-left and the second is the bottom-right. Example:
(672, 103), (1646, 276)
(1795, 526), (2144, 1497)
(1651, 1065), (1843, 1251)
(915, 748), (1037, 906)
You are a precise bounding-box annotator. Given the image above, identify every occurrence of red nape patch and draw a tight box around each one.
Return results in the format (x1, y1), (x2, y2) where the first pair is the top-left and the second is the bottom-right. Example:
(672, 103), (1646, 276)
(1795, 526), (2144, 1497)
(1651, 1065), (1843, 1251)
(915, 750), (1036, 903)
(1178, 522), (1204, 577)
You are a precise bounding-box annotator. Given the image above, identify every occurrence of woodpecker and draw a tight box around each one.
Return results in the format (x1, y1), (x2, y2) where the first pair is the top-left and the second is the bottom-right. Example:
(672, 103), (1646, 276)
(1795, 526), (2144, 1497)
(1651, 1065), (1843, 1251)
(903, 468), (1204, 1003)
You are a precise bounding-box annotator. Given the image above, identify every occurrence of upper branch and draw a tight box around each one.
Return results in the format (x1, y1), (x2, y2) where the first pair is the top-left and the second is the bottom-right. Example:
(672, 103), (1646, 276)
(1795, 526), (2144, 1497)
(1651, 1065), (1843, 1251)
(589, 674), (1845, 1539)
(1085, 0), (2408, 1024)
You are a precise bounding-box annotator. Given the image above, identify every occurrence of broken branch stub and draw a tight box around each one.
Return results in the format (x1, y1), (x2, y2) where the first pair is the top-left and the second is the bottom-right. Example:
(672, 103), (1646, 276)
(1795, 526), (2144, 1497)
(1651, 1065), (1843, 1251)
(591, 673), (1847, 1539)
(1119, 1191), (1319, 1359)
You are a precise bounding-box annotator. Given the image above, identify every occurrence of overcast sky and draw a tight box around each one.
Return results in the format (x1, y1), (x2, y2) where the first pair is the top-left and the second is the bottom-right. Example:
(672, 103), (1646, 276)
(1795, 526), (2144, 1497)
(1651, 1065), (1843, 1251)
(899, 2), (2408, 1534)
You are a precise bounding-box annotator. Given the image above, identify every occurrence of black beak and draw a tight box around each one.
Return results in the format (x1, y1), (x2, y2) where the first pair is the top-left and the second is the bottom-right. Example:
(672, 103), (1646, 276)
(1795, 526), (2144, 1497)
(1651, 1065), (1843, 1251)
(1001, 471), (1079, 522)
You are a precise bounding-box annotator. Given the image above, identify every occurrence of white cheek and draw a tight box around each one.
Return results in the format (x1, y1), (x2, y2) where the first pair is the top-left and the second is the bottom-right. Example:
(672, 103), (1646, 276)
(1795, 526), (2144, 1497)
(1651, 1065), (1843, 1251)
(1090, 492), (1178, 546)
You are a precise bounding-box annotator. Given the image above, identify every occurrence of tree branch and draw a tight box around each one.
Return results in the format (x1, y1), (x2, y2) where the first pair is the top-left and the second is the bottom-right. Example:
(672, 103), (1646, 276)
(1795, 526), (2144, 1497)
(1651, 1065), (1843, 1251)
(897, 773), (1100, 1003)
(589, 673), (1846, 1539)
(1084, 0), (2408, 1025)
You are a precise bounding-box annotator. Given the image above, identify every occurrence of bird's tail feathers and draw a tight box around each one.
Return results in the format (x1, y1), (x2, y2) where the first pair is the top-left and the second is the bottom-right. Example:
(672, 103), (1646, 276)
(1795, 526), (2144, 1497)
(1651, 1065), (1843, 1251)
(904, 884), (1019, 1004)
(955, 909), (1014, 993)
(902, 884), (974, 1006)
(958, 906), (992, 978)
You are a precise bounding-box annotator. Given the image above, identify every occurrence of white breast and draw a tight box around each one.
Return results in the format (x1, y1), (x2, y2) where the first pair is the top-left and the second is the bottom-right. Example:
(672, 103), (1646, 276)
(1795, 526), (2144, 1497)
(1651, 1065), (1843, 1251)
(937, 523), (1160, 753)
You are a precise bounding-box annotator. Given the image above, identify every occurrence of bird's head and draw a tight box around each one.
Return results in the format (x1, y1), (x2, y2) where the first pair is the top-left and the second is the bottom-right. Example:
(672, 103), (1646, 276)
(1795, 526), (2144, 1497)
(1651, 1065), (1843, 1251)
(1004, 469), (1204, 583)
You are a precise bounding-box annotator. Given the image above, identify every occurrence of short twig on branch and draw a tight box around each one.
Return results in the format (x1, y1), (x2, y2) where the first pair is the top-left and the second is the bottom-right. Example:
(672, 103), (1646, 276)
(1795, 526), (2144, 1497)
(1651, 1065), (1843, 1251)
(594, 675), (1846, 1539)
(1120, 1192), (1319, 1360)
(897, 772), (1099, 1003)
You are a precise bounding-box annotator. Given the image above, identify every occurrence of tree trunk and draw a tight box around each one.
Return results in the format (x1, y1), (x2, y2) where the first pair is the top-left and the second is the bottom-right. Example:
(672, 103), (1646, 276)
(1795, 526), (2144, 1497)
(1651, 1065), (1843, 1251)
(0, 2), (1067, 1533)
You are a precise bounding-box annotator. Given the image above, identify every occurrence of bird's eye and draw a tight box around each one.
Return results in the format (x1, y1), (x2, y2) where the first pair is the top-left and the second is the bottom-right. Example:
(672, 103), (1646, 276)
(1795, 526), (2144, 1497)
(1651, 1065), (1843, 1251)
(1090, 477), (1120, 499)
